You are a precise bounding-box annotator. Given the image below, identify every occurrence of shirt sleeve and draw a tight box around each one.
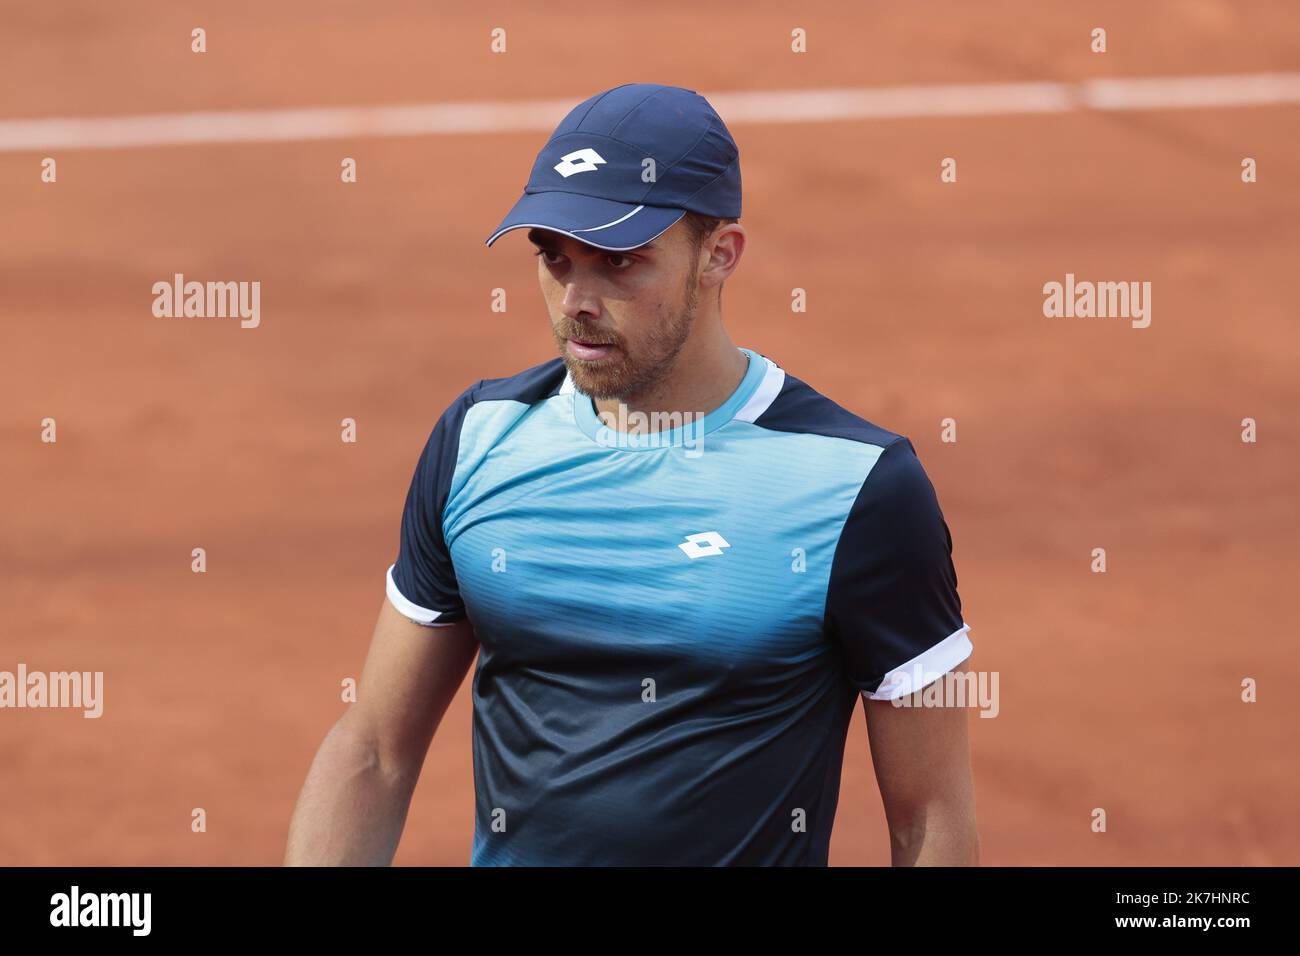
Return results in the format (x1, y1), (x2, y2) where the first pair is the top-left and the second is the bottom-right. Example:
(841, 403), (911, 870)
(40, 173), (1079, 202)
(385, 383), (480, 627)
(825, 437), (972, 700)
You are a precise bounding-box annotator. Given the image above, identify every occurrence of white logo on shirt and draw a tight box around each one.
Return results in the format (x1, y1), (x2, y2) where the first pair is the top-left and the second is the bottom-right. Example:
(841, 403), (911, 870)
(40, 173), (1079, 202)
(678, 531), (730, 559)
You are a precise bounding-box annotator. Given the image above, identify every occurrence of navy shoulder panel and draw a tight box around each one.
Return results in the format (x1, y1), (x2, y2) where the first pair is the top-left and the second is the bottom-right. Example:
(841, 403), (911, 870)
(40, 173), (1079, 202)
(469, 357), (569, 407)
(751, 368), (906, 450)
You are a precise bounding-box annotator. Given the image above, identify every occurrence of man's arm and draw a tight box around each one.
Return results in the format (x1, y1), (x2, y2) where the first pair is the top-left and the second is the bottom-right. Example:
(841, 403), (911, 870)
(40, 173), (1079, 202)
(284, 598), (478, 865)
(863, 659), (980, 866)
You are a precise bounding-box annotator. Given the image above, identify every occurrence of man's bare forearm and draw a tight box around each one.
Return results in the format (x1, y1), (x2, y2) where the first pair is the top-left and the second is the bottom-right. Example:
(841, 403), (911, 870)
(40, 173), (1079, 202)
(888, 804), (980, 866)
(284, 714), (422, 866)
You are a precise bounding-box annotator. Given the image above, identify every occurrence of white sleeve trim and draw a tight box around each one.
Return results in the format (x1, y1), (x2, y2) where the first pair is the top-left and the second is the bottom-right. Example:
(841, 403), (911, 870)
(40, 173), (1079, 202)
(863, 623), (973, 701)
(386, 564), (458, 627)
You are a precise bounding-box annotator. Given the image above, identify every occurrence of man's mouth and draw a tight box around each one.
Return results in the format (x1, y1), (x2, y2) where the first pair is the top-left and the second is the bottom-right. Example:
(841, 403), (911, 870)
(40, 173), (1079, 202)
(567, 338), (618, 361)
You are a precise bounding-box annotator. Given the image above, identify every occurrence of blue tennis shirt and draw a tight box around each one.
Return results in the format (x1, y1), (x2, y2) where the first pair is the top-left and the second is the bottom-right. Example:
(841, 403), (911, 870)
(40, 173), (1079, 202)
(386, 347), (972, 865)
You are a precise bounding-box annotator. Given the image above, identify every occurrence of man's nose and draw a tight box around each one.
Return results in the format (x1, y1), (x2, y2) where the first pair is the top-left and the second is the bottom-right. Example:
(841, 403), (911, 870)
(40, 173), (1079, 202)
(560, 278), (601, 321)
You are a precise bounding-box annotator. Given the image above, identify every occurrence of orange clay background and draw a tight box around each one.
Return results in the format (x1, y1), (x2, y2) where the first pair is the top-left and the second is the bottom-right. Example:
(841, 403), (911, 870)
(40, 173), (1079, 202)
(2, 1), (1297, 865)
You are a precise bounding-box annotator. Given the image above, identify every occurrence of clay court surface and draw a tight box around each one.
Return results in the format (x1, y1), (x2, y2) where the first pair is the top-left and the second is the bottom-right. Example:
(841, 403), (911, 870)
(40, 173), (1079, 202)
(2, 1), (1297, 865)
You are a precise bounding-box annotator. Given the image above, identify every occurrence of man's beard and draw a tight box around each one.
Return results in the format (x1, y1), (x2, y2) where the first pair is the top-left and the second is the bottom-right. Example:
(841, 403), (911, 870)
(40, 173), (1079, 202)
(555, 276), (699, 401)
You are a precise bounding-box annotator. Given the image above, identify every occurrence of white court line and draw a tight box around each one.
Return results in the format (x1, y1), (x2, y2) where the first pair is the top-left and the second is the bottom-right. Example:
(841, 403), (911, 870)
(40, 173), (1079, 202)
(2, 73), (1298, 152)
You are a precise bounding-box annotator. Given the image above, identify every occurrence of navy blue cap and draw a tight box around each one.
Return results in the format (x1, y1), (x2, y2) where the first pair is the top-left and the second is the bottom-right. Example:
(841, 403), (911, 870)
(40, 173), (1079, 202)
(485, 83), (741, 251)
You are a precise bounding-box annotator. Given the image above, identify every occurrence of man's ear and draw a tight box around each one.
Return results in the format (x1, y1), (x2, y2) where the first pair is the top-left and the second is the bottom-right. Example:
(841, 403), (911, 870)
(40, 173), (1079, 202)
(699, 223), (745, 292)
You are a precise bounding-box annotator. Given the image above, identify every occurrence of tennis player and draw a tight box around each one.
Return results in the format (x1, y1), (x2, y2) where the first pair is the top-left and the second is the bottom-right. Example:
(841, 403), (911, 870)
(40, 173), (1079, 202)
(285, 83), (978, 866)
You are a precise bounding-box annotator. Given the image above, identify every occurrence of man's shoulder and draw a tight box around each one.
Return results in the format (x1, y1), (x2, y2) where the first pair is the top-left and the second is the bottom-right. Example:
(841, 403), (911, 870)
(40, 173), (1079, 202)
(752, 360), (908, 453)
(754, 363), (953, 555)
(418, 357), (567, 452)
(453, 356), (569, 411)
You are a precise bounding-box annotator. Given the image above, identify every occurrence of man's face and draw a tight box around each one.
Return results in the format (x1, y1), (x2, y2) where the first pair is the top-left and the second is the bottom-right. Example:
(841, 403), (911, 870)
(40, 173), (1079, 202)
(529, 219), (702, 401)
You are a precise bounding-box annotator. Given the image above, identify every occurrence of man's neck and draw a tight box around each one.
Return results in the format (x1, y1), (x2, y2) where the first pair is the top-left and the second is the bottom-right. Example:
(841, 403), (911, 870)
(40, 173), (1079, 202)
(593, 329), (749, 435)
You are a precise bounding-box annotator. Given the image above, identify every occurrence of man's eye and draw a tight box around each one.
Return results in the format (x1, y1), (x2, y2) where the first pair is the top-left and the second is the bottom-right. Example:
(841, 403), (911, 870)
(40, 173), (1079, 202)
(533, 249), (633, 269)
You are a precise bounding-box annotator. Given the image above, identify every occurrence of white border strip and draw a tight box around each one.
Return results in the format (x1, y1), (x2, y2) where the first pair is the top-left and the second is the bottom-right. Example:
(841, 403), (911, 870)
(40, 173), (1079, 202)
(3, 73), (1298, 153)
(386, 564), (458, 627)
(733, 356), (786, 423)
(865, 623), (974, 701)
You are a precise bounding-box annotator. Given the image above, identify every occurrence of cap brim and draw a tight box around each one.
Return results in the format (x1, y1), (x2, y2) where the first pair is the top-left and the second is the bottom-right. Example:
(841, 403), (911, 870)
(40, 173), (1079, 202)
(484, 191), (686, 251)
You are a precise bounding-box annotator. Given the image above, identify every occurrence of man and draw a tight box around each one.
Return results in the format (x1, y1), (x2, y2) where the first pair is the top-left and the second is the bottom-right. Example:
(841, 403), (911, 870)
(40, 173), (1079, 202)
(285, 83), (979, 866)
